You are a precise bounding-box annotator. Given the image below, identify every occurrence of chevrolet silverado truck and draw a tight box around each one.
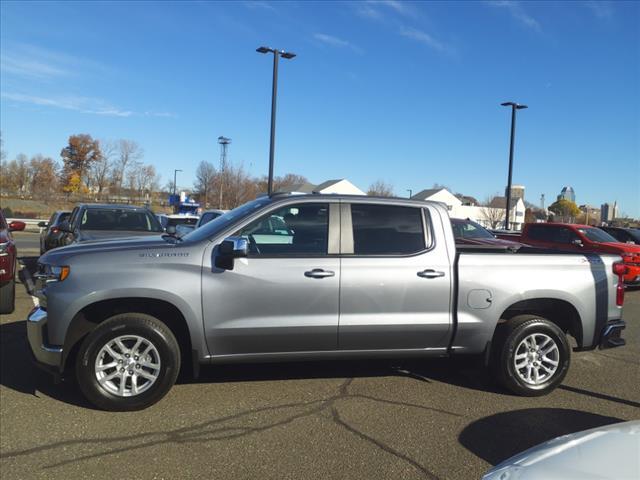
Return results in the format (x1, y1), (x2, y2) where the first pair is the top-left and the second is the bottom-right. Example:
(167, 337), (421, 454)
(28, 194), (627, 410)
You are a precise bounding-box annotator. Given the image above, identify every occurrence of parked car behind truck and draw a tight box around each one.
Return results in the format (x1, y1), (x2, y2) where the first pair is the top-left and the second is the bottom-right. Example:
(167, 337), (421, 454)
(38, 210), (71, 254)
(29, 195), (627, 410)
(54, 204), (164, 249)
(497, 223), (640, 286)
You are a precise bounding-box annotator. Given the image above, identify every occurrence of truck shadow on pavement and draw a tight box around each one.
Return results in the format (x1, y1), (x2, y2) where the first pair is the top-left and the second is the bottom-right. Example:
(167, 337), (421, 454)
(459, 408), (624, 466)
(0, 321), (94, 409)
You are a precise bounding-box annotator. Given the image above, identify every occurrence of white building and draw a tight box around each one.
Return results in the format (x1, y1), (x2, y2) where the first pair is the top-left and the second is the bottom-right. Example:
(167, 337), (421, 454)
(411, 187), (526, 231)
(601, 202), (619, 223)
(289, 179), (366, 196)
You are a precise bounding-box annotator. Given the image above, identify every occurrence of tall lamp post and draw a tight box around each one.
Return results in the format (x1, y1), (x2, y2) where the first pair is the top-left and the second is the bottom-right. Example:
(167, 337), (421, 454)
(256, 46), (296, 196)
(501, 101), (527, 230)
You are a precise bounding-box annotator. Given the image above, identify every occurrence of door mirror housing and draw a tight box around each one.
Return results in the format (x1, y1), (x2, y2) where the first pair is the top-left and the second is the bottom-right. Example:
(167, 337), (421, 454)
(571, 239), (583, 247)
(214, 237), (248, 270)
(165, 225), (177, 235)
(8, 221), (26, 232)
(37, 221), (48, 228)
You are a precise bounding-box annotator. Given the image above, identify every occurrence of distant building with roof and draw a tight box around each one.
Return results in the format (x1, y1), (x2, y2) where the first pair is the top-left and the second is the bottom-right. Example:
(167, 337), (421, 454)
(411, 188), (526, 230)
(287, 179), (365, 196)
(557, 186), (575, 203)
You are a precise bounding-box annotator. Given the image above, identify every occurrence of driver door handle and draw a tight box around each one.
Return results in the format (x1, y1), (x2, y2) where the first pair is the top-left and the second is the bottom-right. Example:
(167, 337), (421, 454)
(417, 269), (445, 279)
(304, 269), (335, 279)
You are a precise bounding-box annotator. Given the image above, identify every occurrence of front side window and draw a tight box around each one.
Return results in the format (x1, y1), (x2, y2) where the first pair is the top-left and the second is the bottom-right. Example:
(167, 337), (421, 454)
(236, 203), (329, 256)
(578, 228), (618, 243)
(350, 204), (425, 255)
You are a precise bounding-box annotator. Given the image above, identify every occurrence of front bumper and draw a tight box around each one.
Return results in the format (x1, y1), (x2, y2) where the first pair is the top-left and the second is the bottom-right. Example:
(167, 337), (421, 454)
(27, 307), (64, 372)
(599, 320), (626, 349)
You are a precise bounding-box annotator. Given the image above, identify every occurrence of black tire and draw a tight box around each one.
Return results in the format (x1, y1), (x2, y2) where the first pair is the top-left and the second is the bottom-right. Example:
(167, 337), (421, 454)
(75, 313), (180, 411)
(491, 315), (570, 396)
(0, 278), (16, 314)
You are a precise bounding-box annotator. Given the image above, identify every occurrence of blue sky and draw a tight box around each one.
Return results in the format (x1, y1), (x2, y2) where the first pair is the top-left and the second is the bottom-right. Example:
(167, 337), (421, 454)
(1, 1), (639, 216)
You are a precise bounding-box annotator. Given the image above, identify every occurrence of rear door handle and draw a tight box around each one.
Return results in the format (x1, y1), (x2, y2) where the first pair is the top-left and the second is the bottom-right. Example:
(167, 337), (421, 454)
(305, 269), (335, 279)
(417, 269), (445, 279)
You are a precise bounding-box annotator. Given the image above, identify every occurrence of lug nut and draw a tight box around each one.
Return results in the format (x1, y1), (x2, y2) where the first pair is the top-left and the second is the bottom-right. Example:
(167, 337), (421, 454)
(125, 354), (130, 358)
(135, 364), (140, 369)
(134, 356), (139, 361)
(128, 370), (133, 374)
(120, 368), (125, 372)
(118, 359), (123, 364)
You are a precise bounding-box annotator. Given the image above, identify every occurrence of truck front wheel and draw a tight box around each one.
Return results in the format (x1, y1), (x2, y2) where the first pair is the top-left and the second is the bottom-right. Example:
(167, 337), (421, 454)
(75, 313), (181, 411)
(492, 315), (570, 396)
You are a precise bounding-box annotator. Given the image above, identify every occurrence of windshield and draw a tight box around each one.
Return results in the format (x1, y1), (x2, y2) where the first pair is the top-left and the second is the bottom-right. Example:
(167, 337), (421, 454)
(182, 198), (272, 243)
(578, 228), (618, 243)
(451, 219), (495, 239)
(80, 208), (163, 232)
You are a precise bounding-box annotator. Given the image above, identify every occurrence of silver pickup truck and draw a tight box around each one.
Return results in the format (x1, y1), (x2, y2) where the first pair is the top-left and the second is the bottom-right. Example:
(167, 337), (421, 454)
(28, 194), (627, 410)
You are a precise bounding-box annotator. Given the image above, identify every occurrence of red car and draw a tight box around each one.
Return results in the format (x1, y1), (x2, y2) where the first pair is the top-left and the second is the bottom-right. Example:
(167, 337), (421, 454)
(0, 211), (26, 313)
(509, 223), (640, 286)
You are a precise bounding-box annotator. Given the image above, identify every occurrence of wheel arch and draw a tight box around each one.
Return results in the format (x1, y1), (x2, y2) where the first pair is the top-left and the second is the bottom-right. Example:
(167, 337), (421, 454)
(495, 298), (584, 347)
(62, 297), (197, 377)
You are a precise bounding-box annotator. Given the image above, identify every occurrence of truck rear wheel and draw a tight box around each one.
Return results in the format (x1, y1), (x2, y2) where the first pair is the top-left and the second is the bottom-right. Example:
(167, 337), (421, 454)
(75, 313), (181, 411)
(492, 315), (570, 396)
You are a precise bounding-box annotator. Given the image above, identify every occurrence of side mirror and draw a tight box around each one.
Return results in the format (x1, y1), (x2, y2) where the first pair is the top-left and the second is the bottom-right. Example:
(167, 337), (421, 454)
(38, 221), (48, 228)
(8, 221), (26, 232)
(214, 237), (248, 270)
(571, 239), (583, 247)
(166, 225), (177, 235)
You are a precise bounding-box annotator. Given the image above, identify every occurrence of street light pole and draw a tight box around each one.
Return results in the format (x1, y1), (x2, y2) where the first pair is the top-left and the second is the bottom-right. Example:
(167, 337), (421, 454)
(500, 102), (527, 230)
(407, 189), (413, 198)
(257, 46), (296, 196)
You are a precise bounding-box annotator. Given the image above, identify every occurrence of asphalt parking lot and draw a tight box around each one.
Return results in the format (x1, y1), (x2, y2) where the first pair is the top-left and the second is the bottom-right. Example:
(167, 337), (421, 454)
(1, 232), (639, 479)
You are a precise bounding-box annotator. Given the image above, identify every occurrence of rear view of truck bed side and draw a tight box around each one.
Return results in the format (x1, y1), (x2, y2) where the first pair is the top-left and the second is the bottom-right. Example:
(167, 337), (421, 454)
(450, 246), (625, 396)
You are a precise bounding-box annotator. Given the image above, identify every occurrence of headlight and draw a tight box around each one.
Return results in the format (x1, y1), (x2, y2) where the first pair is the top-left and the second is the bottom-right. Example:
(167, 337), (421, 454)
(0, 241), (9, 255)
(35, 264), (70, 283)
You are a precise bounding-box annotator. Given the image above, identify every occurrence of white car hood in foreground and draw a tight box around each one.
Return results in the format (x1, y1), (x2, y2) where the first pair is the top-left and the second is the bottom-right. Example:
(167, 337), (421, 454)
(483, 420), (640, 480)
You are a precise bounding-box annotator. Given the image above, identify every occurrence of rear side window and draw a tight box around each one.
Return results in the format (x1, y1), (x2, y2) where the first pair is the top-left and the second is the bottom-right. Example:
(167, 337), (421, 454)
(351, 204), (425, 255)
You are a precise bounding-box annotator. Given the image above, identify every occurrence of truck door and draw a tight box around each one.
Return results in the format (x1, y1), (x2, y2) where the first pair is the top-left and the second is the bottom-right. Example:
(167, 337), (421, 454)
(338, 203), (453, 350)
(201, 201), (340, 355)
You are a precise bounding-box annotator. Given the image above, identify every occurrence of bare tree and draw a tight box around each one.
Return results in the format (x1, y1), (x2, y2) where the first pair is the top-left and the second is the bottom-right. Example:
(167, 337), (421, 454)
(194, 161), (217, 208)
(114, 139), (143, 197)
(480, 194), (506, 229)
(135, 164), (159, 199)
(90, 140), (117, 198)
(367, 180), (394, 197)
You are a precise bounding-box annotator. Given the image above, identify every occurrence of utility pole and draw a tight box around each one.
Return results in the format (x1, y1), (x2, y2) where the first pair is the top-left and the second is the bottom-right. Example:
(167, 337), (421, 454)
(217, 136), (231, 209)
(407, 189), (413, 198)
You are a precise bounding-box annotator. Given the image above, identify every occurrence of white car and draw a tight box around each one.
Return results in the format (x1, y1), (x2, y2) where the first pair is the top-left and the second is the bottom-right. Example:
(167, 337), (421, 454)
(194, 209), (227, 229)
(483, 420), (640, 480)
(156, 214), (199, 236)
